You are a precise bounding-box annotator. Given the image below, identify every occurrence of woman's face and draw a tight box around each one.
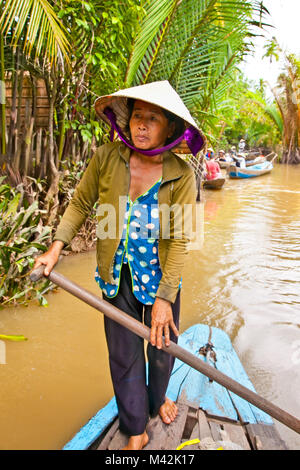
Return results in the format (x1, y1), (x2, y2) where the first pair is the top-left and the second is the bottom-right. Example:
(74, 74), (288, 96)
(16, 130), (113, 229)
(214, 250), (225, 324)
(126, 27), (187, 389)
(129, 100), (175, 151)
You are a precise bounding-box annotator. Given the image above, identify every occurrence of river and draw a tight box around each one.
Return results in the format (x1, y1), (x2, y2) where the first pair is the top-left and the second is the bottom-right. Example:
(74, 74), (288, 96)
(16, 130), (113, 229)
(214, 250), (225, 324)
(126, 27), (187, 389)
(0, 163), (299, 450)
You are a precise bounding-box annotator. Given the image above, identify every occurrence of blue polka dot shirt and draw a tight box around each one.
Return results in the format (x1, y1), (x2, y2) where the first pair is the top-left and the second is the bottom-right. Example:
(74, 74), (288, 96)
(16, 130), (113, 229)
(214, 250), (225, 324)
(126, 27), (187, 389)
(95, 178), (182, 305)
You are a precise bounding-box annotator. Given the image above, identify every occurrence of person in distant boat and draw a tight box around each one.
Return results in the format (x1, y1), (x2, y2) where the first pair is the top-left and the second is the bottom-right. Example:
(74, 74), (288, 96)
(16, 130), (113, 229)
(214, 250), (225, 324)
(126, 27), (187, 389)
(230, 145), (236, 156)
(33, 81), (205, 451)
(205, 153), (222, 180)
(206, 147), (214, 160)
(218, 149), (232, 163)
(238, 138), (246, 153)
(218, 149), (226, 161)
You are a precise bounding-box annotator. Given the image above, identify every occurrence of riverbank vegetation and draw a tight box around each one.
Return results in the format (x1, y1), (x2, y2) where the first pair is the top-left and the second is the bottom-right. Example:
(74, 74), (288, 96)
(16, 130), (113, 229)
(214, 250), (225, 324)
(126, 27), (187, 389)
(0, 0), (299, 306)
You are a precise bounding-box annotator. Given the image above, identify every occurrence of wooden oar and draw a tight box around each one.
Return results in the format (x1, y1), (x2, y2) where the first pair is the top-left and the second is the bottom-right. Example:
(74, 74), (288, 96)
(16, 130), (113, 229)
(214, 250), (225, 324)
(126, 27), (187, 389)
(30, 266), (300, 435)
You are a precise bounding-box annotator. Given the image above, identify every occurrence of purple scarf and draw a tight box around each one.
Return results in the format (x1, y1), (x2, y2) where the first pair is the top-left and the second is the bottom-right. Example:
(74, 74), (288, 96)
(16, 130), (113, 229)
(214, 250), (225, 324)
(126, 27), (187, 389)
(104, 107), (204, 157)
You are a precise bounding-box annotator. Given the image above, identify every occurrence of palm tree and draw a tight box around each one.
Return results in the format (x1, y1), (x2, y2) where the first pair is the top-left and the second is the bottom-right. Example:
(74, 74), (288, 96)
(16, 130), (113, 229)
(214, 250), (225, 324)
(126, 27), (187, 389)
(271, 54), (300, 164)
(0, 0), (70, 67)
(125, 0), (268, 131)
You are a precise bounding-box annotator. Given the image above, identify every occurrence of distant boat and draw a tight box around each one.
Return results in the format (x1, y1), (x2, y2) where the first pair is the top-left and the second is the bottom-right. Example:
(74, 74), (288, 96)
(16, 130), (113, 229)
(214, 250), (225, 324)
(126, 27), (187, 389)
(216, 155), (234, 169)
(227, 157), (277, 179)
(217, 160), (232, 169)
(203, 176), (226, 189)
(63, 324), (288, 451)
(245, 156), (265, 167)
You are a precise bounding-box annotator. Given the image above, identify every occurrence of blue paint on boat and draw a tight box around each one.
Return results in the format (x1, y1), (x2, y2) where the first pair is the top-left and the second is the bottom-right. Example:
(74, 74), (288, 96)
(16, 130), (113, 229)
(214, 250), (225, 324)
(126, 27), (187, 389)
(63, 397), (118, 450)
(167, 325), (273, 424)
(229, 161), (273, 179)
(63, 324), (273, 450)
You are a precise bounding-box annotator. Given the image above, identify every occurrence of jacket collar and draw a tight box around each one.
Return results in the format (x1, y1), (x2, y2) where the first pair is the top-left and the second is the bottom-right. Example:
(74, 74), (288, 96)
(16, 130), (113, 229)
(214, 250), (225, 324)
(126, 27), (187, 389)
(118, 143), (183, 183)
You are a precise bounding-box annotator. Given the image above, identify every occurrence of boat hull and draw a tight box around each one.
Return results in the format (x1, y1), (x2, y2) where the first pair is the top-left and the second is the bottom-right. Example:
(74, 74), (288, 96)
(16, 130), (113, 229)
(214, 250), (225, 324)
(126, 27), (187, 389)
(217, 160), (232, 169)
(203, 177), (225, 189)
(228, 161), (273, 179)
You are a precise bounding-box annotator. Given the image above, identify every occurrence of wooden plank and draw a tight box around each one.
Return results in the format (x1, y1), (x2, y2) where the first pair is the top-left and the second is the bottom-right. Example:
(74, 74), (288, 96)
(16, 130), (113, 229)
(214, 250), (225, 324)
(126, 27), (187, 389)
(209, 421), (222, 442)
(222, 422), (251, 450)
(182, 407), (198, 439)
(185, 421), (201, 450)
(198, 410), (213, 440)
(246, 424), (289, 450)
(163, 403), (189, 450)
(144, 415), (166, 450)
(107, 428), (128, 450)
(144, 402), (189, 450)
(96, 419), (120, 450)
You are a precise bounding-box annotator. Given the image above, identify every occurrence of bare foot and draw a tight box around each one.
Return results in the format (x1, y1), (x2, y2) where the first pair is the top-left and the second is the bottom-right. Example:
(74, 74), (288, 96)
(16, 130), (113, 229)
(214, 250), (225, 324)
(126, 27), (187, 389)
(159, 397), (178, 424)
(122, 431), (149, 450)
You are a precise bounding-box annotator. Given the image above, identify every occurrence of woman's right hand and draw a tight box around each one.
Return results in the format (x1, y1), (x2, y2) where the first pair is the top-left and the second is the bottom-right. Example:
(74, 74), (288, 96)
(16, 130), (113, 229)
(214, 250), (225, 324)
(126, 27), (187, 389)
(33, 240), (64, 276)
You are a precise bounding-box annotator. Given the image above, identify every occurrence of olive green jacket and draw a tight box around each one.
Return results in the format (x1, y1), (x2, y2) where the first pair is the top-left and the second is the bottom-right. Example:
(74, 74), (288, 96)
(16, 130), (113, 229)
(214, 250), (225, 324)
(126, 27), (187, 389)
(54, 142), (196, 303)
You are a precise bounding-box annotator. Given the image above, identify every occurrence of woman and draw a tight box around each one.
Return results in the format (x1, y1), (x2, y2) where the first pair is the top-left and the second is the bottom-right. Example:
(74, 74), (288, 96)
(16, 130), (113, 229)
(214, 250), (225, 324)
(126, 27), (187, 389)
(34, 81), (205, 450)
(205, 153), (222, 181)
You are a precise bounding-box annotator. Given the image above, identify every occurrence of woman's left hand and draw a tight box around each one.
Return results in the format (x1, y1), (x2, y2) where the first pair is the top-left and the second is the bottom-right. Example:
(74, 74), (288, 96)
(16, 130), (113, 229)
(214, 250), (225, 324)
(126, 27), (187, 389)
(150, 298), (179, 349)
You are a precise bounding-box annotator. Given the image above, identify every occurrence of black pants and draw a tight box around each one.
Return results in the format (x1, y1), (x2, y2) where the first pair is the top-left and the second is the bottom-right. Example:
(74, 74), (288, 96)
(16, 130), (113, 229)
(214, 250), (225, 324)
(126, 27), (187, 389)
(103, 263), (180, 436)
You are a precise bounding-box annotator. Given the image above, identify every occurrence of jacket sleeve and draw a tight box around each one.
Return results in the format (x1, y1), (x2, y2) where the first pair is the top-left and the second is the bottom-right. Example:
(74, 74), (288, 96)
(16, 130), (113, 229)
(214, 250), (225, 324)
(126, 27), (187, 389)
(156, 166), (197, 303)
(53, 149), (101, 246)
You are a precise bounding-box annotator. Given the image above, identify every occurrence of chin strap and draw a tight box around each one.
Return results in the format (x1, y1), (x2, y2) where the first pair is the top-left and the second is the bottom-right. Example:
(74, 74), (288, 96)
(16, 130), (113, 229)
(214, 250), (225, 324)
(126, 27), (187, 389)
(104, 107), (204, 157)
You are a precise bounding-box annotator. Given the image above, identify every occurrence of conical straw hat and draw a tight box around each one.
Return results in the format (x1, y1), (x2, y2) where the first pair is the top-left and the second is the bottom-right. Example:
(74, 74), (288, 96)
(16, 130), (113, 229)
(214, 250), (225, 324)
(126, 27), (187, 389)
(95, 81), (206, 155)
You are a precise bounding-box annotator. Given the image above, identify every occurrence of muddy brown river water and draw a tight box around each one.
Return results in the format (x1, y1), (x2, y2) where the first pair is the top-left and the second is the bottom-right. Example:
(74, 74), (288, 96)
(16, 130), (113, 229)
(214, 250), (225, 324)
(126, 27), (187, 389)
(0, 163), (300, 450)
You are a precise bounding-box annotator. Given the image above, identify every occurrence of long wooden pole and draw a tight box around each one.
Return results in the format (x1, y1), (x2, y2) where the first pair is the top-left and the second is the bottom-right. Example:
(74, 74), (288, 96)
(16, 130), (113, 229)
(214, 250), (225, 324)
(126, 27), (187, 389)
(30, 266), (300, 435)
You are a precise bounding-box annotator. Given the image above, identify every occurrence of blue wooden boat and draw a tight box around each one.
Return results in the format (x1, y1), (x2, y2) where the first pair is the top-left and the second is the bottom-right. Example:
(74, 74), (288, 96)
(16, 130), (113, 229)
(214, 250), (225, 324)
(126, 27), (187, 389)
(228, 160), (274, 179)
(63, 324), (288, 451)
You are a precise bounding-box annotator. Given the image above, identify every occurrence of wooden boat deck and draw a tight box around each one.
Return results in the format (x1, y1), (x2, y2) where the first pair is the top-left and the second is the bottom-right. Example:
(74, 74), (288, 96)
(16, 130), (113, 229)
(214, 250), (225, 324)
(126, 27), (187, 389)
(63, 325), (289, 451)
(91, 400), (288, 451)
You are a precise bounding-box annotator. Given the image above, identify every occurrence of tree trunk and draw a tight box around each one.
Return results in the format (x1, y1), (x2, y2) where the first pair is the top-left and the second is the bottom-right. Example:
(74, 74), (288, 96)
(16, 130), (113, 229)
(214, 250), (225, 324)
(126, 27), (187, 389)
(35, 127), (42, 178)
(24, 116), (34, 176)
(0, 33), (6, 157)
(7, 48), (19, 161)
(44, 70), (60, 225)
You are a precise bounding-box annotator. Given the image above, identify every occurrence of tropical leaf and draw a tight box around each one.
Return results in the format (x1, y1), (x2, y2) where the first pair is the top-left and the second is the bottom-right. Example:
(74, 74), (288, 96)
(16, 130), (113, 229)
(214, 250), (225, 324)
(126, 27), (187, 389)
(125, 0), (269, 126)
(125, 0), (178, 86)
(263, 104), (284, 135)
(0, 0), (71, 67)
(2, 193), (20, 221)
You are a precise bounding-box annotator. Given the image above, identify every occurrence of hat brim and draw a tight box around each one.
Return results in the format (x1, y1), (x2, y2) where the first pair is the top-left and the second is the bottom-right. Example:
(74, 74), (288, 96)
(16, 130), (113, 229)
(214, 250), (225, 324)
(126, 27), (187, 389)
(95, 81), (206, 154)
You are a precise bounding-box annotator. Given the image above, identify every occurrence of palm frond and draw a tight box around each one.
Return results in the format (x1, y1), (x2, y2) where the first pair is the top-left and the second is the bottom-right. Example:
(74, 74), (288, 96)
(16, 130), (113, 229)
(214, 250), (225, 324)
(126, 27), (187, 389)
(125, 0), (267, 121)
(0, 0), (71, 67)
(264, 103), (284, 135)
(125, 0), (178, 86)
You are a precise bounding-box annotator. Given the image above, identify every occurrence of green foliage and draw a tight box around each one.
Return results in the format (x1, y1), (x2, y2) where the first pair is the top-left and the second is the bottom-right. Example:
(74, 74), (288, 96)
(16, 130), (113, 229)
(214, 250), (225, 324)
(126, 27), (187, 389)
(125, 0), (269, 119)
(51, 0), (144, 162)
(58, 160), (98, 250)
(0, 176), (52, 307)
(56, 0), (143, 94)
(272, 53), (300, 163)
(58, 159), (88, 210)
(0, 0), (71, 67)
(263, 37), (281, 63)
(221, 74), (282, 149)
